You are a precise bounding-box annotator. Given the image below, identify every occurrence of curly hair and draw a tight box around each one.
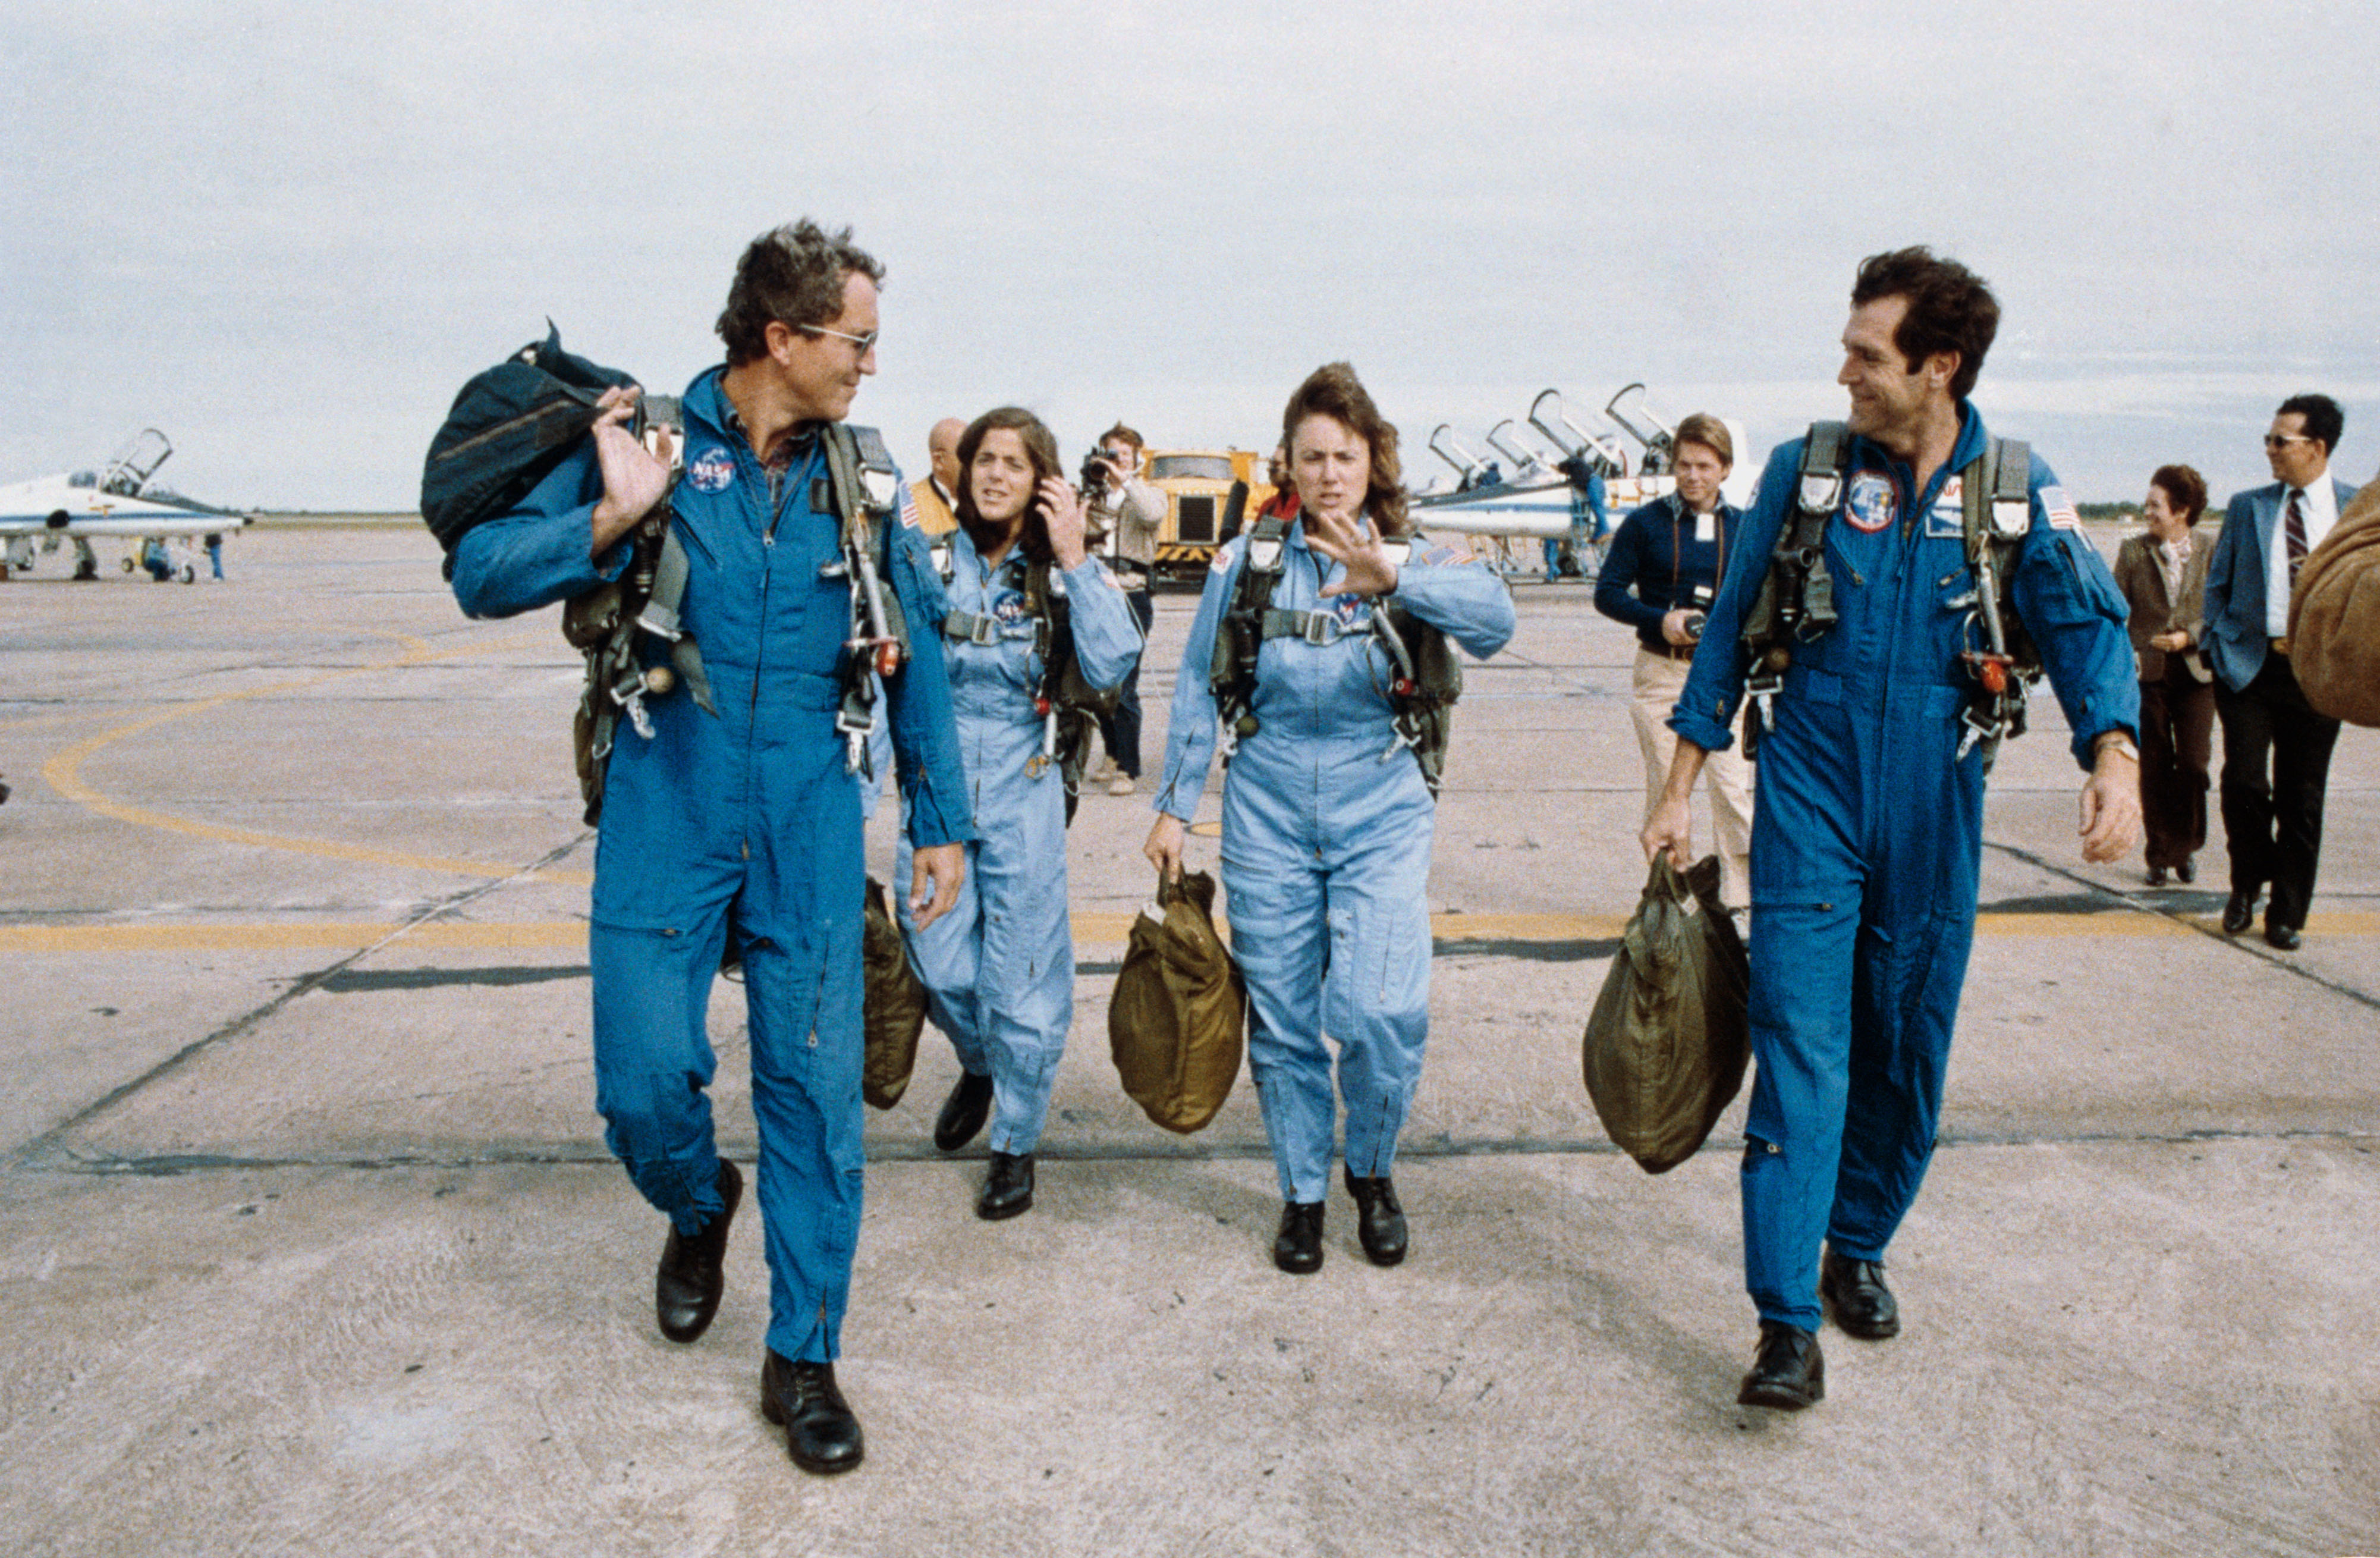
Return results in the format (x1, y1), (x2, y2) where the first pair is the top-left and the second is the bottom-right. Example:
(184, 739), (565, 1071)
(1280, 362), (1408, 537)
(955, 406), (1061, 566)
(2149, 463), (2208, 527)
(715, 220), (885, 367)
(1850, 246), (1999, 402)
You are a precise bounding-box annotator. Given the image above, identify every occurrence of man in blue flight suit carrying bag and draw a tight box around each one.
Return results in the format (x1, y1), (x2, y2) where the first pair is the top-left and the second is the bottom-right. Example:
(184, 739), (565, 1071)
(1643, 248), (2141, 1411)
(449, 221), (973, 1474)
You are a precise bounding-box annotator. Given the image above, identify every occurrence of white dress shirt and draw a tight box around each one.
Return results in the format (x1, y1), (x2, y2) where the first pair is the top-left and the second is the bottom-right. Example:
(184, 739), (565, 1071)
(2264, 476), (2339, 636)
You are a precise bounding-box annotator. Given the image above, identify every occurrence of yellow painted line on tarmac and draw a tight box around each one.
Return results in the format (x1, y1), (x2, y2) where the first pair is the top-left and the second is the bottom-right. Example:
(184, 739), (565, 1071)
(13, 909), (2373, 956)
(0, 922), (587, 954)
(34, 626), (592, 885)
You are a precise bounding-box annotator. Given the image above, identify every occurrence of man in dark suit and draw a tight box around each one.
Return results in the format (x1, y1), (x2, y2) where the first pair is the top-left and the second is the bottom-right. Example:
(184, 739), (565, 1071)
(2202, 394), (2357, 950)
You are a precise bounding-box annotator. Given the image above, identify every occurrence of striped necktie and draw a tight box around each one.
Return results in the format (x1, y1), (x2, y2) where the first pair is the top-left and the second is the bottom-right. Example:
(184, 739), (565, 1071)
(2284, 488), (2310, 589)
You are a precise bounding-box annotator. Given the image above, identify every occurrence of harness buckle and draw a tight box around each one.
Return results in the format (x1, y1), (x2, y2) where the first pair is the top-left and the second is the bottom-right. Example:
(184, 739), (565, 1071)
(1957, 702), (2001, 761)
(1744, 668), (1784, 733)
(1302, 611), (1345, 646)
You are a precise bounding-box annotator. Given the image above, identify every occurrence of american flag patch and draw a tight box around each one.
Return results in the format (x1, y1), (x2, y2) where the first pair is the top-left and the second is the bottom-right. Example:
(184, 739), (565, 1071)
(2042, 485), (2082, 532)
(897, 484), (921, 529)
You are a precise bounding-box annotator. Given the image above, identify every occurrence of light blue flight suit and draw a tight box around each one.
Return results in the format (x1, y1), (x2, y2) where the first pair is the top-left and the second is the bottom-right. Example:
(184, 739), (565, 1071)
(895, 529), (1143, 1154)
(450, 367), (973, 1364)
(1156, 520), (1515, 1202)
(1670, 406), (2137, 1333)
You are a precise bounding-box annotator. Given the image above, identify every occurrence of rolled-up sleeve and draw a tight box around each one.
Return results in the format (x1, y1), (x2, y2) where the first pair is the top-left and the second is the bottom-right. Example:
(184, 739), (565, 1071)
(1392, 545), (1515, 660)
(2011, 453), (2142, 769)
(448, 445), (628, 619)
(1065, 558), (1144, 692)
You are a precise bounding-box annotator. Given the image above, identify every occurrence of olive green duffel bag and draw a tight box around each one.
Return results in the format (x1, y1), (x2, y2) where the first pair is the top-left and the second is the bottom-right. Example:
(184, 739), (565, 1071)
(862, 876), (929, 1110)
(1582, 854), (1750, 1174)
(2290, 474), (2380, 728)
(1109, 870), (1246, 1134)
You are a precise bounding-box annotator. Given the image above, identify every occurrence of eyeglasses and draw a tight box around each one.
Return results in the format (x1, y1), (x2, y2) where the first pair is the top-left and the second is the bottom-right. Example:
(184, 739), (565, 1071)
(2264, 433), (2315, 450)
(799, 323), (879, 354)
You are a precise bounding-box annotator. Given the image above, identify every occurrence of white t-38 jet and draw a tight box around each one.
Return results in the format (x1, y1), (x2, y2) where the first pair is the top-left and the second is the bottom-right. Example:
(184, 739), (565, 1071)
(1, 429), (252, 582)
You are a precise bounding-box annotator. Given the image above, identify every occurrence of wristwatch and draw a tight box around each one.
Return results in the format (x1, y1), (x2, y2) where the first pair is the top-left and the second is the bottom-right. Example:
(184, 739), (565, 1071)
(2093, 732), (2141, 764)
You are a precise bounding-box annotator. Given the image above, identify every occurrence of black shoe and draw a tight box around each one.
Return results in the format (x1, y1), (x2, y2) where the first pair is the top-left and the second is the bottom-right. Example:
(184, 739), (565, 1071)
(656, 1158), (742, 1345)
(2146, 865), (2168, 887)
(1819, 1248), (1900, 1340)
(759, 1352), (864, 1475)
(1342, 1167), (1408, 1267)
(2265, 921), (2303, 951)
(933, 1072), (993, 1152)
(1272, 1200), (1325, 1274)
(2175, 857), (2195, 884)
(1737, 1321), (1825, 1410)
(976, 1151), (1035, 1220)
(2222, 890), (2258, 935)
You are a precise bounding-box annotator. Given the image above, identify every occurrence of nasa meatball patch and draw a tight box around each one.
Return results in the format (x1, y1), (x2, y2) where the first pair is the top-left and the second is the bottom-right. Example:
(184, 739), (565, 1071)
(1844, 471), (1898, 533)
(687, 446), (737, 494)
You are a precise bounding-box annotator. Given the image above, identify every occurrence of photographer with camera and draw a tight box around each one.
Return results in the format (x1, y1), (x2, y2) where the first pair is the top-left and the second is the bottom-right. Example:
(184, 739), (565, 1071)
(1595, 412), (1753, 906)
(1081, 422), (1165, 794)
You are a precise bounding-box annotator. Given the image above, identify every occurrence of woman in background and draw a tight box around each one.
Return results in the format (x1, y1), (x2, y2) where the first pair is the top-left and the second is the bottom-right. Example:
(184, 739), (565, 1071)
(2111, 463), (2215, 885)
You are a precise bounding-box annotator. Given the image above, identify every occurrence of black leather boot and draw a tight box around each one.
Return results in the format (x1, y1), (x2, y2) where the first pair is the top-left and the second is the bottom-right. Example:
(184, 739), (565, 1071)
(760, 1351), (864, 1475)
(976, 1151), (1035, 1220)
(933, 1072), (993, 1152)
(1272, 1200), (1325, 1274)
(1737, 1321), (1824, 1410)
(656, 1158), (742, 1344)
(1342, 1167), (1408, 1267)
(1820, 1248), (1900, 1339)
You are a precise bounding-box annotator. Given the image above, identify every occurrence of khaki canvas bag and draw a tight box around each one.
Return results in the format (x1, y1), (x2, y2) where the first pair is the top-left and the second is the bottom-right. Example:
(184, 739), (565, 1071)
(2289, 476), (2380, 728)
(1582, 855), (1750, 1174)
(862, 876), (928, 1110)
(1109, 871), (1246, 1134)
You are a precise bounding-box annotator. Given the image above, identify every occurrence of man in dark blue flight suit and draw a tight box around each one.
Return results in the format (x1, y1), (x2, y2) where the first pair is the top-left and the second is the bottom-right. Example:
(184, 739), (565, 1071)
(451, 221), (973, 1474)
(1644, 248), (2142, 1411)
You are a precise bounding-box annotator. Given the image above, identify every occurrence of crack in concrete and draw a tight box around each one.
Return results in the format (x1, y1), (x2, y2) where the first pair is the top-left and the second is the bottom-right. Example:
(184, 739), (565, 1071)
(1982, 839), (2380, 1012)
(6, 833), (594, 1171)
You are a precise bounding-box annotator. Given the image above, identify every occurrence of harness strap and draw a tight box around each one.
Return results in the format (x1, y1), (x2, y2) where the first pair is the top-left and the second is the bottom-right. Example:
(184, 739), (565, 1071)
(638, 527), (715, 714)
(939, 608), (1004, 646)
(819, 423), (911, 776)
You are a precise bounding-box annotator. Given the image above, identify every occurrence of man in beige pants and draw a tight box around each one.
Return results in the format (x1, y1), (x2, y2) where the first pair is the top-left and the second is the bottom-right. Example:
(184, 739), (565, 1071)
(1593, 413), (1754, 903)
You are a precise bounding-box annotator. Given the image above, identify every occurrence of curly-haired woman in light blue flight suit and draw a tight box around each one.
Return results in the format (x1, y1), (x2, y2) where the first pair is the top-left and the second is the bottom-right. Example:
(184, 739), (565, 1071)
(899, 407), (1143, 1221)
(1145, 363), (1516, 1275)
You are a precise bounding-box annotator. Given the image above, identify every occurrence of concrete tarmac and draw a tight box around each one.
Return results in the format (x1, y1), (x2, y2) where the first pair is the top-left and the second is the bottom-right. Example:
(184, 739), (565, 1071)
(1, 523), (2374, 1556)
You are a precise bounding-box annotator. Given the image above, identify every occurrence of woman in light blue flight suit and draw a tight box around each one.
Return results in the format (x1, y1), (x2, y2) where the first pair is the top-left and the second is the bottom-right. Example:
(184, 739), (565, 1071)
(898, 407), (1142, 1220)
(1147, 363), (1515, 1274)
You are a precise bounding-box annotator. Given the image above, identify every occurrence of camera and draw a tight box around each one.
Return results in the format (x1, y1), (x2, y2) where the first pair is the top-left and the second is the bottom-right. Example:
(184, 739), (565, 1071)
(1080, 450), (1112, 496)
(1681, 583), (1715, 642)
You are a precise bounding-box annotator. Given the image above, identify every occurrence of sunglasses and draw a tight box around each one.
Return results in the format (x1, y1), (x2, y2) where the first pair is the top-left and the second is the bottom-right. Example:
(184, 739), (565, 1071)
(799, 324), (879, 354)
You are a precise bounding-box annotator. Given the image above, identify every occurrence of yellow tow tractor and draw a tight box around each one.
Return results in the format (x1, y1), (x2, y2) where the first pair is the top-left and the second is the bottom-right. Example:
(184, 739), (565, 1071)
(1143, 447), (1277, 583)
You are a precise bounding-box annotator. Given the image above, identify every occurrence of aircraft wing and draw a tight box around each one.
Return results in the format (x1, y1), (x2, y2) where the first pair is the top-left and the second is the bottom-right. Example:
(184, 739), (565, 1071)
(0, 475), (252, 538)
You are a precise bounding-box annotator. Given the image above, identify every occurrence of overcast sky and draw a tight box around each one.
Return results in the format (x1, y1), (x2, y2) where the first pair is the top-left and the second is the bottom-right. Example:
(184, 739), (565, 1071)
(5, 1), (2376, 511)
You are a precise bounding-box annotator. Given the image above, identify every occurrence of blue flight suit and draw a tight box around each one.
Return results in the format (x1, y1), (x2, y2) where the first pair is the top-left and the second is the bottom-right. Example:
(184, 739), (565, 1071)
(895, 529), (1143, 1154)
(450, 367), (973, 1364)
(1670, 406), (2137, 1332)
(1156, 520), (1516, 1202)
